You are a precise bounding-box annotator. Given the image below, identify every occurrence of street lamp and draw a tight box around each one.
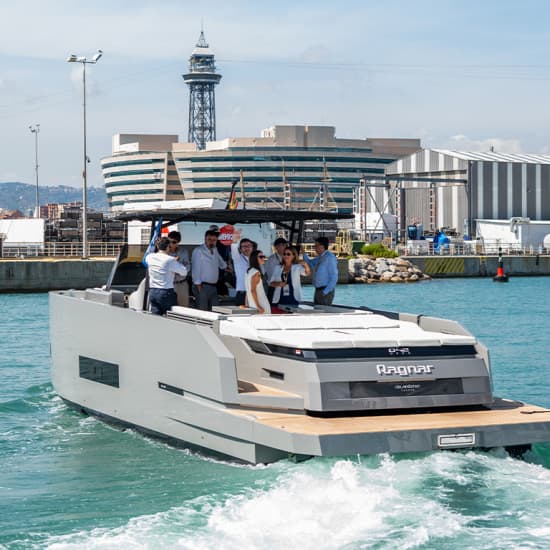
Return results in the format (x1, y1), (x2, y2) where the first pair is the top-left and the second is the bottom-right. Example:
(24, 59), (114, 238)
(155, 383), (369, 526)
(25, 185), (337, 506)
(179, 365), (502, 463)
(66, 49), (103, 259)
(29, 124), (40, 218)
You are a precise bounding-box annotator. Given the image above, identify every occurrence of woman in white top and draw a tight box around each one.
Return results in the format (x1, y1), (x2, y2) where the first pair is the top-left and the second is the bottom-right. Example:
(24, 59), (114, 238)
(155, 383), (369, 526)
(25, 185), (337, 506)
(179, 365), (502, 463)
(269, 246), (311, 307)
(231, 238), (255, 306)
(245, 250), (271, 314)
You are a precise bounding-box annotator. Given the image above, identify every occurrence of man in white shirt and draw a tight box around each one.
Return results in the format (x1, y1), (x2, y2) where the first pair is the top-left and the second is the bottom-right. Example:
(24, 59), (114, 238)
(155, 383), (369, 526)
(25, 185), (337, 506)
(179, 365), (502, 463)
(191, 229), (228, 311)
(265, 237), (288, 302)
(145, 237), (188, 315)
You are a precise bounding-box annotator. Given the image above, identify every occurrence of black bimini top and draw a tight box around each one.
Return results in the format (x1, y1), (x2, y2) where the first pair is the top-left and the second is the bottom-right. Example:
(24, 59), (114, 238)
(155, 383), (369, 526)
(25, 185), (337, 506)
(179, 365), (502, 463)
(115, 208), (354, 226)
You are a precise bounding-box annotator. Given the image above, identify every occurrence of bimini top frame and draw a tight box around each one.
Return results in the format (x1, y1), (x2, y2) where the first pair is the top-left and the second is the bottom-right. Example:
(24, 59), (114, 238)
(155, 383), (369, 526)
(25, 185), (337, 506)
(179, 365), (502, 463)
(116, 206), (354, 247)
(115, 207), (353, 225)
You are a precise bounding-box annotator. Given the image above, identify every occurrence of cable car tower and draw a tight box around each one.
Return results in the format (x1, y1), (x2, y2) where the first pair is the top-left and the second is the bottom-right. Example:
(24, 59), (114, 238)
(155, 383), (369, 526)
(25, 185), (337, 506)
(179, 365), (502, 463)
(183, 29), (222, 150)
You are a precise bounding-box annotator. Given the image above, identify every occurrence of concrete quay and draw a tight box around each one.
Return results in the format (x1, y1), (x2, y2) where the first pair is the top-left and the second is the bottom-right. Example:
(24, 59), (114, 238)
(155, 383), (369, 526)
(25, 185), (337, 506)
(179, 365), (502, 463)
(1, 255), (549, 293)
(406, 254), (550, 278)
(0, 258), (114, 292)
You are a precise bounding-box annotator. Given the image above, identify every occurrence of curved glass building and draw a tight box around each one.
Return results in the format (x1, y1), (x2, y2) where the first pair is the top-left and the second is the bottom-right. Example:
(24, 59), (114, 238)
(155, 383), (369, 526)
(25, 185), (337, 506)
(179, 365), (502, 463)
(102, 126), (420, 212)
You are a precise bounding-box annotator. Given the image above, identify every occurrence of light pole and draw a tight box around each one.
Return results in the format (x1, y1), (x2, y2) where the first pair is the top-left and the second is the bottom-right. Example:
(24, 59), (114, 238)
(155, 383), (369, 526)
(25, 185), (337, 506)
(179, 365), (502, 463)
(29, 124), (40, 218)
(66, 49), (103, 259)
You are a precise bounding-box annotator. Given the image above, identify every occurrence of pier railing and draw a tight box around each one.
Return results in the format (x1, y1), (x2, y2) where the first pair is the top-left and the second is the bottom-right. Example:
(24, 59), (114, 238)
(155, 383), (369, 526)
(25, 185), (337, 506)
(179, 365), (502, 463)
(400, 240), (549, 257)
(0, 241), (123, 258)
(2, 240), (549, 259)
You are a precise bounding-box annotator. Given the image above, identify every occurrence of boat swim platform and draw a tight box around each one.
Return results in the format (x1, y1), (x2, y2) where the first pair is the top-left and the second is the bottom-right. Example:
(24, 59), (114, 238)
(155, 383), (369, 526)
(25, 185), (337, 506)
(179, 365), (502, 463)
(226, 398), (550, 457)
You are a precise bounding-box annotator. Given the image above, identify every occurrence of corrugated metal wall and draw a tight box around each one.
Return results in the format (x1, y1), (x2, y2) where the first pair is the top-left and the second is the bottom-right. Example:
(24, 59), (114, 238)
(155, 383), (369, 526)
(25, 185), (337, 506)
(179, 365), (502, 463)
(389, 149), (468, 174)
(470, 161), (550, 220)
(387, 150), (550, 236)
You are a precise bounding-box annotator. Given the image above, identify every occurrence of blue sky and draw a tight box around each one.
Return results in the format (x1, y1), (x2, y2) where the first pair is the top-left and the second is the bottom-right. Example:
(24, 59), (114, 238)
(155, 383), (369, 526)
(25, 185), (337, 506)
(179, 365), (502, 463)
(1, 0), (549, 188)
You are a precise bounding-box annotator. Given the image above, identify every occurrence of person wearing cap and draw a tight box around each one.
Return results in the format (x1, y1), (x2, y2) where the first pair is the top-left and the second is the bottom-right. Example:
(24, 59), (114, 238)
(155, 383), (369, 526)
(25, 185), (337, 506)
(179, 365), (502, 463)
(191, 229), (227, 311)
(265, 237), (288, 303)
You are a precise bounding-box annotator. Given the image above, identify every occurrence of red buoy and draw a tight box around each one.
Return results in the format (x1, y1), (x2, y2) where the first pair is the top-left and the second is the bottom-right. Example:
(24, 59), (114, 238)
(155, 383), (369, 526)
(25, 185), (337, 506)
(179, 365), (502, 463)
(493, 248), (509, 282)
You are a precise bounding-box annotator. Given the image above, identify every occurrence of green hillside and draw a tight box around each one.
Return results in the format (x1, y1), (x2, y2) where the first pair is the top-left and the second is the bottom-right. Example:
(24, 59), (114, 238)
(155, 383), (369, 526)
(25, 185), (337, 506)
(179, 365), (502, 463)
(0, 182), (109, 214)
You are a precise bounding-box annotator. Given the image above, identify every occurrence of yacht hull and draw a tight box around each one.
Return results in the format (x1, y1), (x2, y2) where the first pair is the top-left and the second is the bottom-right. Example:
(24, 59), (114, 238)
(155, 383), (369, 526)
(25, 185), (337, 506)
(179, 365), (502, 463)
(50, 290), (550, 463)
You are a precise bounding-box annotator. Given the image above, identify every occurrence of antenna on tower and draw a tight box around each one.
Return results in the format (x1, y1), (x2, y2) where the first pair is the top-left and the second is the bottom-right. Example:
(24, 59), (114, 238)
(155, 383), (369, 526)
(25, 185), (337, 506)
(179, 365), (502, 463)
(197, 19), (208, 48)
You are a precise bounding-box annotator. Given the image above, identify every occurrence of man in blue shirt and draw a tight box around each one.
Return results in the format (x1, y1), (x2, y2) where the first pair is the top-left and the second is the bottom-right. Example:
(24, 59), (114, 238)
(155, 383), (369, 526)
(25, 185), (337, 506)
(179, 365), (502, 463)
(303, 236), (338, 305)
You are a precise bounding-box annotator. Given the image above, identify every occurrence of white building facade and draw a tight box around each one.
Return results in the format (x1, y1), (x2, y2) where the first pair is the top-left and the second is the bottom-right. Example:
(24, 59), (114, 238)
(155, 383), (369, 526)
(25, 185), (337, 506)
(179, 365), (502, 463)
(102, 127), (420, 213)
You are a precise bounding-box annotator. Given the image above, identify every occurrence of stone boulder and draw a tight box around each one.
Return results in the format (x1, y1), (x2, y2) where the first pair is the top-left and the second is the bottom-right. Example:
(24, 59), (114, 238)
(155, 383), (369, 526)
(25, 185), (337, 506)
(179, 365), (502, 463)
(348, 256), (431, 284)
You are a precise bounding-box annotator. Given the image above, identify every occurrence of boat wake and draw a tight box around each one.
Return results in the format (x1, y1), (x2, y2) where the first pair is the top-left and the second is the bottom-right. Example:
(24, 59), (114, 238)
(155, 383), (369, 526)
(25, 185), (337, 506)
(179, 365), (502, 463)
(33, 451), (550, 550)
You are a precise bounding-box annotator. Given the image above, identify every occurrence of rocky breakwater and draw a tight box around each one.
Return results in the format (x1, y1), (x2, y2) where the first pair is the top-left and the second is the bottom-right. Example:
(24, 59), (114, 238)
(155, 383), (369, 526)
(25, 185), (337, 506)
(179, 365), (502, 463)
(348, 256), (431, 283)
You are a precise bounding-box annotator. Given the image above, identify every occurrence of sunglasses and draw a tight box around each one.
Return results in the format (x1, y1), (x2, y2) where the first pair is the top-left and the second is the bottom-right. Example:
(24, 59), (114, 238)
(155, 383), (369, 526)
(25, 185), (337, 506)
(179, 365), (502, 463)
(283, 252), (294, 256)
(258, 255), (266, 259)
(169, 240), (179, 244)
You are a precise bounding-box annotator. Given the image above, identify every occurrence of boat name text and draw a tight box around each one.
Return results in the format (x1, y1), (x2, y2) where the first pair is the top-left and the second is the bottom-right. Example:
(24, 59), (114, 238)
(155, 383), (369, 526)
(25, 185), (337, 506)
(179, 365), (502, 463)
(376, 364), (434, 376)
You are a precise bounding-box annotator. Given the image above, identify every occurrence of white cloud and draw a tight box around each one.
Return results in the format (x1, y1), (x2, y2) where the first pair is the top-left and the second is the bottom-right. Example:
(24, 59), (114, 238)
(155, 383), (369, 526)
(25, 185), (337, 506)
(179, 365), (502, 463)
(0, 1), (356, 61)
(444, 135), (524, 154)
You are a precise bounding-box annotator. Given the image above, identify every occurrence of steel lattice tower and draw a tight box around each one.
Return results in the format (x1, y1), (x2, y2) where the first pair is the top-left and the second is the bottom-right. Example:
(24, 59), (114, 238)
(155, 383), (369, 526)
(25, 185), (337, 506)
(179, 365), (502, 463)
(183, 30), (222, 150)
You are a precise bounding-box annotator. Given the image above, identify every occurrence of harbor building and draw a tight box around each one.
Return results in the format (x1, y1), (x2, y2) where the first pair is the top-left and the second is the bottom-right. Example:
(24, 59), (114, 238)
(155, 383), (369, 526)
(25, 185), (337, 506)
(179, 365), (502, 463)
(101, 134), (184, 210)
(385, 149), (550, 237)
(102, 126), (420, 212)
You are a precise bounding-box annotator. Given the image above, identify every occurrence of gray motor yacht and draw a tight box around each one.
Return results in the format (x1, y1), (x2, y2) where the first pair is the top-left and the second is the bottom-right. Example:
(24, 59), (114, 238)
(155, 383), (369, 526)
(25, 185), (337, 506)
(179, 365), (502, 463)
(49, 201), (550, 463)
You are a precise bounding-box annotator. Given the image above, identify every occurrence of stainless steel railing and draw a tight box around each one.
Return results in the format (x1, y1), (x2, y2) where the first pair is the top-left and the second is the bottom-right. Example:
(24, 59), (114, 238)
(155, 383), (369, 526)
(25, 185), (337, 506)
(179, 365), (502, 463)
(399, 240), (550, 257)
(0, 241), (123, 258)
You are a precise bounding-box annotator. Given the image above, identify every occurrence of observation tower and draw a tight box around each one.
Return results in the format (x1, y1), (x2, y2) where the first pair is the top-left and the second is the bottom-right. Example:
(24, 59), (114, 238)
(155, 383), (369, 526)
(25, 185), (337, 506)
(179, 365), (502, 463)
(183, 30), (222, 150)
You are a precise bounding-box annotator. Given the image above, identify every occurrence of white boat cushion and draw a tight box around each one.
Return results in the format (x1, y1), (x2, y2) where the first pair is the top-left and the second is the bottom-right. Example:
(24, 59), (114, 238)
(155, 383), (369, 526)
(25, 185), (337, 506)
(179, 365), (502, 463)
(218, 313), (476, 349)
(171, 306), (223, 322)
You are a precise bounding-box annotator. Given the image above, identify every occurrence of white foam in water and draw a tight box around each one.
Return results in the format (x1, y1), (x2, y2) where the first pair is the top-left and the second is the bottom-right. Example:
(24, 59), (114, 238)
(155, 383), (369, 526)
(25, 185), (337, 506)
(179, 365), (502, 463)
(41, 452), (550, 550)
(44, 500), (209, 550)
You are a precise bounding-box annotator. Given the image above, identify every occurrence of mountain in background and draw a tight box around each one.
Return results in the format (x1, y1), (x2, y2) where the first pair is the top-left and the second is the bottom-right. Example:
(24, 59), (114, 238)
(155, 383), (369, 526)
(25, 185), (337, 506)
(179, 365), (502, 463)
(0, 182), (108, 214)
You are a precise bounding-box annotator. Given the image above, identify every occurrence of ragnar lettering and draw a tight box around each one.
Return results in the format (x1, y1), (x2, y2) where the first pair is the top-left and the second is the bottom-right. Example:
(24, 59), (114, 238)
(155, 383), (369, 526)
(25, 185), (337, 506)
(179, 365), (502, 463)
(376, 364), (434, 376)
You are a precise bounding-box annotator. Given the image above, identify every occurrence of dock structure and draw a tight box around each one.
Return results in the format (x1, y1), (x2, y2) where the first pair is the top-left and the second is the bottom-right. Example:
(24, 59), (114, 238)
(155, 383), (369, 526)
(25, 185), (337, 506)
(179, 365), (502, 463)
(1, 255), (550, 292)
(0, 258), (113, 292)
(408, 254), (550, 278)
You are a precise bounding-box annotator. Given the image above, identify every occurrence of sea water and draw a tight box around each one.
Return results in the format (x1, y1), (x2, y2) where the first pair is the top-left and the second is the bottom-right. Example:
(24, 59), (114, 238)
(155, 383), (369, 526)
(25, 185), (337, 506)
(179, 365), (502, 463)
(1, 278), (550, 549)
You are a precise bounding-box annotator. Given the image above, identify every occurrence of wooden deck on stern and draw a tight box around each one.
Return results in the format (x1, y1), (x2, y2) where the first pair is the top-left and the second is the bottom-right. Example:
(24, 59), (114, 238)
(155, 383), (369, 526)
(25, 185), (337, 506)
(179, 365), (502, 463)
(228, 398), (550, 436)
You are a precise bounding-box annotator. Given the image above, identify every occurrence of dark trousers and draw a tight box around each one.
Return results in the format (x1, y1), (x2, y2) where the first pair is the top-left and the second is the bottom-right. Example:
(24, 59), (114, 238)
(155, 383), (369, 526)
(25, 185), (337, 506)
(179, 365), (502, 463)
(193, 283), (219, 311)
(314, 287), (335, 306)
(235, 290), (247, 306)
(149, 288), (177, 315)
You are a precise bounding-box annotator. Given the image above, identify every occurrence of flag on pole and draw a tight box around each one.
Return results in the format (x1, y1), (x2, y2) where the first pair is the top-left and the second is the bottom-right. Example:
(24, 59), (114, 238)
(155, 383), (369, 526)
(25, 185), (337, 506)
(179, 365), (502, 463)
(142, 218), (163, 267)
(227, 179), (239, 210)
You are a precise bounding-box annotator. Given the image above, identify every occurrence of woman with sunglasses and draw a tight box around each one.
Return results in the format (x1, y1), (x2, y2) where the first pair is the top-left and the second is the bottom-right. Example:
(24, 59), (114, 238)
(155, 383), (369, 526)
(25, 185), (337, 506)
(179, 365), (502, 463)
(269, 246), (311, 308)
(245, 250), (271, 314)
